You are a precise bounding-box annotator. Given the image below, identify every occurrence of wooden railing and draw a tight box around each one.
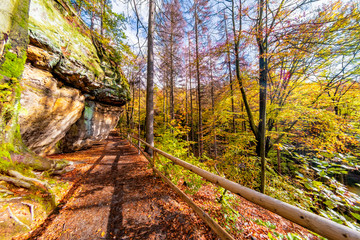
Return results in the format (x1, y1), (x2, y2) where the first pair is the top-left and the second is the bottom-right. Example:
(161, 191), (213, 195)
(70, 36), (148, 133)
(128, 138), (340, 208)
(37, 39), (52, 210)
(128, 134), (360, 240)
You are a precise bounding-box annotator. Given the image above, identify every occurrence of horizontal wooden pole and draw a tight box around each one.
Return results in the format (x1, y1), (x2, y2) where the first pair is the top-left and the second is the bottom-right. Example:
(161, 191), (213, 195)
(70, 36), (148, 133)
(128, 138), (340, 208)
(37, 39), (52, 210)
(131, 135), (360, 240)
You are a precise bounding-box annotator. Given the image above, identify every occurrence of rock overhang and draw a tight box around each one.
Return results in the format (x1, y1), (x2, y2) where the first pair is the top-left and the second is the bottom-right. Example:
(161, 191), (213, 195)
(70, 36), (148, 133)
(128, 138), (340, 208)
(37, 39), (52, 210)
(19, 0), (130, 155)
(27, 0), (130, 107)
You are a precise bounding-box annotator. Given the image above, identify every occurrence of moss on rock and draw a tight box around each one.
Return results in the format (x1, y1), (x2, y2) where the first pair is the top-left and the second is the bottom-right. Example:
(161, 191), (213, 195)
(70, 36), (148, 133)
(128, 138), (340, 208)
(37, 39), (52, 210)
(0, 47), (27, 80)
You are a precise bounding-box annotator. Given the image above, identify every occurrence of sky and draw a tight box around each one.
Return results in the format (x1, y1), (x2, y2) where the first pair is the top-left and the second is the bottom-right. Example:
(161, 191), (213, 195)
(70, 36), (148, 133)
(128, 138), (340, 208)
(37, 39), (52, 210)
(112, 0), (149, 53)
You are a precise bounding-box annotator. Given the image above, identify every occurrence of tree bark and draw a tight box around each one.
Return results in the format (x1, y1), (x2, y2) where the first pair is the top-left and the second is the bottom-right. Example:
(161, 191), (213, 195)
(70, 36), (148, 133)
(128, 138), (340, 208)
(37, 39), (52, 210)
(100, 0), (105, 36)
(169, 27), (175, 121)
(138, 77), (141, 153)
(185, 62), (189, 156)
(188, 36), (195, 151)
(0, 0), (31, 162)
(210, 55), (217, 159)
(257, 0), (268, 194)
(231, 0), (258, 138)
(194, 5), (203, 157)
(145, 0), (155, 156)
(224, 13), (236, 134)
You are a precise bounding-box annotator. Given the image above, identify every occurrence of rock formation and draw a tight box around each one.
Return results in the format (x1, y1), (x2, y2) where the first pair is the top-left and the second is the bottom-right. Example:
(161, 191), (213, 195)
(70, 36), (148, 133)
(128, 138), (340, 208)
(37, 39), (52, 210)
(18, 0), (130, 156)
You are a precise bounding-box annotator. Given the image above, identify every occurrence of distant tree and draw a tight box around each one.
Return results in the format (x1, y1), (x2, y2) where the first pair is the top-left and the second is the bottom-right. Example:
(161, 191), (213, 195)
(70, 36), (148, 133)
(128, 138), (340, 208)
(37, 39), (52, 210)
(191, 0), (211, 157)
(157, 0), (185, 123)
(187, 36), (196, 150)
(223, 12), (236, 134)
(70, 0), (126, 44)
(158, 0), (185, 120)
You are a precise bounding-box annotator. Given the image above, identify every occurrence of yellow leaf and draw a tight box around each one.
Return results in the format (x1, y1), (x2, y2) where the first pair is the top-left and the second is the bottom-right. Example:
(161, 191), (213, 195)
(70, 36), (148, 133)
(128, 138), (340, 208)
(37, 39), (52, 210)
(101, 231), (105, 237)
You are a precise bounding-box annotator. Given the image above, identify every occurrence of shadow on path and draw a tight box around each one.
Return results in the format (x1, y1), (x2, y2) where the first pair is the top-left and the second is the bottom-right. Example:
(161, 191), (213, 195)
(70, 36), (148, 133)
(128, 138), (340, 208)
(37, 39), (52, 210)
(23, 136), (216, 240)
(106, 148), (123, 239)
(26, 142), (108, 239)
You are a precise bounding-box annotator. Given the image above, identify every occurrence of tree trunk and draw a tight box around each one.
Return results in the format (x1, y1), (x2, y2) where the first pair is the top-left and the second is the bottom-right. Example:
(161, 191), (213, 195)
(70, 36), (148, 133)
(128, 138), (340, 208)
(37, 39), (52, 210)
(169, 31), (175, 122)
(241, 102), (246, 131)
(185, 64), (189, 156)
(145, 0), (155, 156)
(90, 7), (95, 31)
(131, 80), (135, 130)
(138, 79), (141, 153)
(257, 0), (268, 194)
(163, 75), (167, 125)
(210, 58), (217, 159)
(0, 0), (30, 155)
(188, 36), (195, 152)
(100, 0), (105, 36)
(276, 125), (281, 174)
(231, 0), (258, 138)
(224, 13), (236, 134)
(0, 0), (64, 171)
(194, 6), (203, 157)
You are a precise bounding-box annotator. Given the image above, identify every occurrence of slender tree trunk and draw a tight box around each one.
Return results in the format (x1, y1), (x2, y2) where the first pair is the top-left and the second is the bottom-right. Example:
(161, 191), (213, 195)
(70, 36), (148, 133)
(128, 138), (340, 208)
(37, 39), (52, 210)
(126, 103), (130, 127)
(169, 31), (175, 122)
(190, 80), (194, 145)
(75, 0), (83, 15)
(145, 0), (155, 156)
(138, 78), (141, 153)
(188, 37), (195, 151)
(131, 80), (135, 130)
(185, 66), (189, 156)
(194, 6), (203, 157)
(224, 13), (236, 134)
(90, 10), (95, 31)
(209, 54), (217, 159)
(100, 0), (105, 36)
(241, 102), (246, 131)
(163, 76), (167, 125)
(276, 125), (281, 174)
(231, 0), (258, 138)
(257, 0), (268, 194)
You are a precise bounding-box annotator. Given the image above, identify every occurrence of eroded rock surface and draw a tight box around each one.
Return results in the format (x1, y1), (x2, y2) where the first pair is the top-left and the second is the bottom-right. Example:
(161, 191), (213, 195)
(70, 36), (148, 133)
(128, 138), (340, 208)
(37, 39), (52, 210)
(19, 0), (130, 155)
(58, 101), (122, 152)
(19, 64), (85, 155)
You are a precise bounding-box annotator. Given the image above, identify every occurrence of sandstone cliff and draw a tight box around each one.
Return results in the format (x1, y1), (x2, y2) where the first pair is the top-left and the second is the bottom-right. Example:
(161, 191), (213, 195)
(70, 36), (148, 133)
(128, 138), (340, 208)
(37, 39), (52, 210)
(18, 0), (130, 156)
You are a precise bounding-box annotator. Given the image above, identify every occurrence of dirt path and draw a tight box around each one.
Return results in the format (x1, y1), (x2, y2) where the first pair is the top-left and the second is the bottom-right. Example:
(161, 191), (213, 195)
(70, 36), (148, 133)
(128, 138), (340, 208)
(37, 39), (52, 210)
(23, 134), (217, 240)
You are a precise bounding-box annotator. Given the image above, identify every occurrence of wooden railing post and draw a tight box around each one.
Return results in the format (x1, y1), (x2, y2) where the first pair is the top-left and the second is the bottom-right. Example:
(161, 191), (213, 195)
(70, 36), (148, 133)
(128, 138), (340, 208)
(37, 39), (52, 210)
(153, 151), (157, 165)
(138, 134), (141, 155)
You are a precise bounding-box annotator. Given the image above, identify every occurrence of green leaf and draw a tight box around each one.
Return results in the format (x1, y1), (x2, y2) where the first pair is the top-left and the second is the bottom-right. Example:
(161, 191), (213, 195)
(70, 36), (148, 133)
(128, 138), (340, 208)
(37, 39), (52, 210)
(350, 212), (360, 221)
(324, 200), (335, 208)
(351, 206), (360, 211)
(313, 181), (323, 188)
(304, 182), (314, 190)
